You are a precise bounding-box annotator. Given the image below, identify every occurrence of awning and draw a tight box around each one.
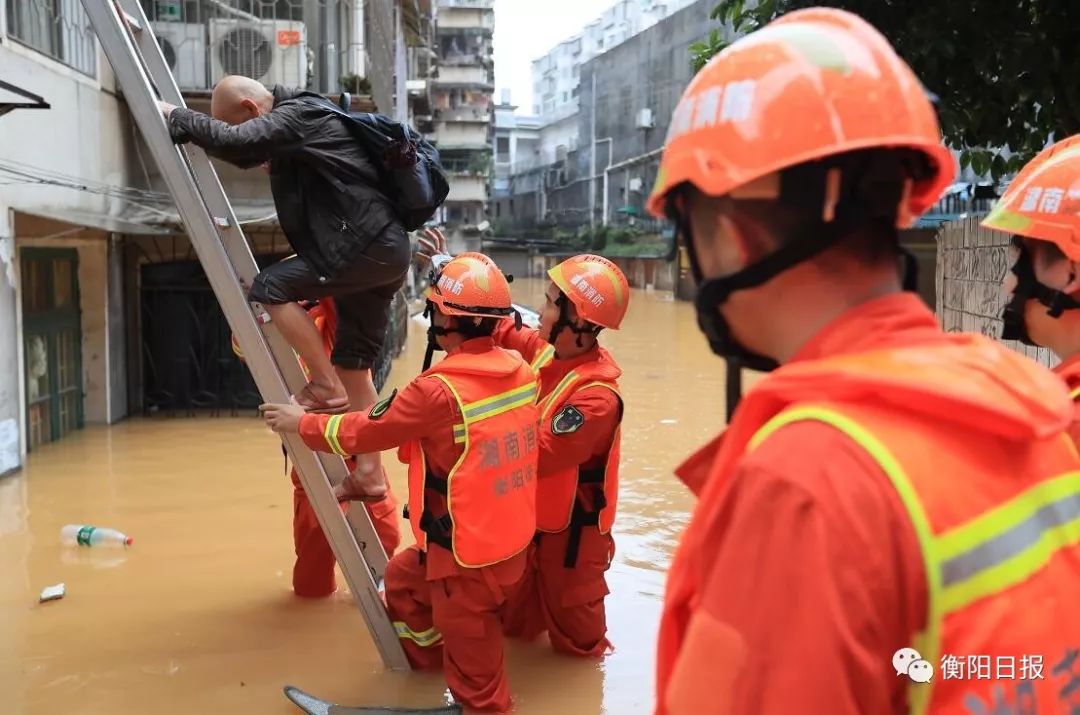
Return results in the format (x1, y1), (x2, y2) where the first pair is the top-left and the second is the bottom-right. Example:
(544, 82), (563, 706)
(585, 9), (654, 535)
(12, 200), (279, 236)
(0, 79), (50, 118)
(12, 205), (173, 236)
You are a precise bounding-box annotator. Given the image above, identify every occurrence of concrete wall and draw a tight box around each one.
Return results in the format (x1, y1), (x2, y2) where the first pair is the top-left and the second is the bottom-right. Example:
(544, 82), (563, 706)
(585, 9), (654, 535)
(504, 0), (720, 231)
(936, 217), (1057, 367)
(580, 0), (721, 225)
(0, 32), (132, 468)
(538, 114), (580, 163)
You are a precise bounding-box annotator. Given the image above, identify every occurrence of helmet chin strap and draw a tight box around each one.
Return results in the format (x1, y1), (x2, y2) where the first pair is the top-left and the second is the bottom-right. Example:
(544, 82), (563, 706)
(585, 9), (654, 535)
(1002, 238), (1080, 346)
(546, 293), (600, 351)
(670, 152), (922, 422)
(423, 300), (455, 371)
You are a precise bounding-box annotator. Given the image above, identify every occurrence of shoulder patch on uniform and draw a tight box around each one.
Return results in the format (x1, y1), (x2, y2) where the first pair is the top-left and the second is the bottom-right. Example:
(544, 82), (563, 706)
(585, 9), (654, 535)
(551, 404), (585, 435)
(369, 389), (398, 420)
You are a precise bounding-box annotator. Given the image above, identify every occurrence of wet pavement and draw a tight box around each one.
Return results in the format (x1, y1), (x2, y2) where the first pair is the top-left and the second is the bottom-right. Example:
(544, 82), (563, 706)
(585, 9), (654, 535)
(1, 278), (732, 714)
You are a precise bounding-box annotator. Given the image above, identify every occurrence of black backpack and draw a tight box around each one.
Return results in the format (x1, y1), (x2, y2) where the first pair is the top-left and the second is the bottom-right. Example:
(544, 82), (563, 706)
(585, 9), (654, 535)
(327, 93), (450, 231)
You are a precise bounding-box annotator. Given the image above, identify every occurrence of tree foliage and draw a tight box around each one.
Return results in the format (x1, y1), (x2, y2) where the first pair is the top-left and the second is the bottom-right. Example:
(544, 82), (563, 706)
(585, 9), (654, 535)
(694, 1), (1080, 181)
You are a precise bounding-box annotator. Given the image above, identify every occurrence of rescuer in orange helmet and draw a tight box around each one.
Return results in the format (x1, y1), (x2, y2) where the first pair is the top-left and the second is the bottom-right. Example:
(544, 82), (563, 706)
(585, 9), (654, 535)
(984, 135), (1080, 446)
(261, 253), (539, 713)
(418, 228), (629, 660)
(647, 8), (1080, 714)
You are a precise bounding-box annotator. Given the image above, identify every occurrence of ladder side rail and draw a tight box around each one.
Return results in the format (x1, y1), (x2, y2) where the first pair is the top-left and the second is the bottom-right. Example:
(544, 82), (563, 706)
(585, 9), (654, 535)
(81, 0), (407, 670)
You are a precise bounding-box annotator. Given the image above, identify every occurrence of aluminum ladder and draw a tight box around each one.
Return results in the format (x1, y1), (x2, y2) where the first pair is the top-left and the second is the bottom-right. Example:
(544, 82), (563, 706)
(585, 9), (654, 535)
(80, 0), (408, 670)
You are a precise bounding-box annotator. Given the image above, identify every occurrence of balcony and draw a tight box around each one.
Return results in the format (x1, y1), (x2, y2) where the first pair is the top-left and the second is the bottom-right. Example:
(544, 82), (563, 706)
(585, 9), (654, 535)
(434, 66), (493, 86)
(440, 51), (492, 67)
(439, 0), (494, 7)
(446, 175), (489, 203)
(437, 8), (495, 31)
(436, 106), (492, 123)
(435, 123), (491, 150)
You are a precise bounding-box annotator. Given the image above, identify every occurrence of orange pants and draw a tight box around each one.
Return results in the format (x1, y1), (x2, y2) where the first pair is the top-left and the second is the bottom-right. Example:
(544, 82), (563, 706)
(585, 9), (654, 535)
(384, 545), (524, 713)
(502, 526), (614, 657)
(290, 466), (400, 598)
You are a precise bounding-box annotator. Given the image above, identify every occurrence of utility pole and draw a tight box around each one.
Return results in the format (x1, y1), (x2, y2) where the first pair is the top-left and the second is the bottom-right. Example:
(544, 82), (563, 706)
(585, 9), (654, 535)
(588, 71), (597, 229)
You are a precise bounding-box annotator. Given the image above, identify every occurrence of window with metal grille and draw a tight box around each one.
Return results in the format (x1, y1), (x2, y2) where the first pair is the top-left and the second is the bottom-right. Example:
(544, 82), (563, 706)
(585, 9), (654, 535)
(5, 0), (97, 76)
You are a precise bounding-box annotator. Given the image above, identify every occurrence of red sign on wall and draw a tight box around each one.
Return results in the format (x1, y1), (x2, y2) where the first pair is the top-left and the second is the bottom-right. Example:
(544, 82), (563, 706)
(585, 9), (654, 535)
(277, 30), (302, 47)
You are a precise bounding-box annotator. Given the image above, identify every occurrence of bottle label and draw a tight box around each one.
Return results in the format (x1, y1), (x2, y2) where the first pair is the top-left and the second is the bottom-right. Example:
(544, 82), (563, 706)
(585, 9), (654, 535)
(77, 526), (95, 546)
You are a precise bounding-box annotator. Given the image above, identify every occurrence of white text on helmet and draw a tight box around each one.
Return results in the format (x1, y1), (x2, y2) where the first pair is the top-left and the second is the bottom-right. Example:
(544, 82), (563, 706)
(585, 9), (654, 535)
(569, 273), (606, 307)
(1019, 186), (1068, 214)
(438, 274), (465, 295)
(666, 80), (757, 144)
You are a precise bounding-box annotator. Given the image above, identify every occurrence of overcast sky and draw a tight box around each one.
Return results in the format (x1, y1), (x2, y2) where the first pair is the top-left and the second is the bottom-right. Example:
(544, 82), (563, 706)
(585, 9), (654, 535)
(493, 0), (617, 114)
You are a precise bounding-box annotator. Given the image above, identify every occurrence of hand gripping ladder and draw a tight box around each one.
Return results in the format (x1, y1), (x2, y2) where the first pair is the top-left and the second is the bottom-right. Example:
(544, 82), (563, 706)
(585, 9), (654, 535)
(81, 0), (408, 670)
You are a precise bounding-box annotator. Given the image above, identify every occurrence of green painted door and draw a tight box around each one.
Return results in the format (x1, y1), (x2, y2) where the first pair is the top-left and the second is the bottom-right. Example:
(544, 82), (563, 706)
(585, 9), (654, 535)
(21, 248), (83, 450)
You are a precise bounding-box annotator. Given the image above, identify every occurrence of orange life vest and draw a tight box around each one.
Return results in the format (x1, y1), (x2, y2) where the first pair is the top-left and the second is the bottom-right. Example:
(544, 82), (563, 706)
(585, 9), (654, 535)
(400, 345), (540, 568)
(1054, 354), (1080, 442)
(657, 339), (1080, 715)
(535, 348), (622, 566)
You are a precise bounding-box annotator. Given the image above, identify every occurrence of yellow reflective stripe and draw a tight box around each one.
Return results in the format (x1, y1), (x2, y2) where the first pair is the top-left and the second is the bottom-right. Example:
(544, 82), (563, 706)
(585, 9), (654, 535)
(393, 621), (443, 647)
(530, 344), (555, 373)
(1070, 386), (1080, 400)
(936, 473), (1080, 560)
(323, 414), (348, 456)
(461, 382), (538, 422)
(577, 381), (621, 399)
(937, 475), (1080, 613)
(453, 424), (466, 444)
(749, 407), (941, 715)
(540, 371), (580, 420)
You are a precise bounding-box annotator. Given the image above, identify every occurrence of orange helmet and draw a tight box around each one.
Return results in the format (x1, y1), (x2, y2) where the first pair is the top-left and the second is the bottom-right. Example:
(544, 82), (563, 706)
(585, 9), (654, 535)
(981, 136), (1080, 260)
(548, 254), (629, 329)
(427, 252), (514, 319)
(646, 7), (955, 224)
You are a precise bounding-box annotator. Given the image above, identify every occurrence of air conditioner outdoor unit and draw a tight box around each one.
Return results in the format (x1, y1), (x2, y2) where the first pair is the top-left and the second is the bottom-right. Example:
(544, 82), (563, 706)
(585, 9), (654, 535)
(556, 144), (569, 162)
(151, 22), (208, 90)
(209, 19), (308, 89)
(635, 108), (655, 130)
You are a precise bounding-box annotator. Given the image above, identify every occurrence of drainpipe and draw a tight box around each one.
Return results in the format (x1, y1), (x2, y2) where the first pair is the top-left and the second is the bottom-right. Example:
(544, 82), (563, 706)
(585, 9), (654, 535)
(395, 2), (408, 122)
(593, 137), (613, 225)
(350, 0), (366, 78)
(588, 72), (597, 229)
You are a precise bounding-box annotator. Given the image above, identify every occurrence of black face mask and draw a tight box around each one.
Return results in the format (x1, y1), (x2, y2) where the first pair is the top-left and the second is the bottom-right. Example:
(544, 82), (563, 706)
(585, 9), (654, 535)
(1002, 237), (1080, 345)
(546, 293), (599, 350)
(665, 151), (920, 421)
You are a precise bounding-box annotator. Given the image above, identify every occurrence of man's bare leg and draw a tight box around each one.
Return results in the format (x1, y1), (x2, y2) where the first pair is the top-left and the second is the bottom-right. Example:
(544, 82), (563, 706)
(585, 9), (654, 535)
(266, 302), (348, 409)
(334, 367), (387, 501)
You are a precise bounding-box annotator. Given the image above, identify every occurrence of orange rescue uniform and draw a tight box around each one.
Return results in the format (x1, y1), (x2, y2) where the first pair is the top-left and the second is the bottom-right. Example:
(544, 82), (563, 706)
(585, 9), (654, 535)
(1055, 353), (1080, 448)
(299, 337), (538, 713)
(232, 299), (400, 598)
(493, 321), (623, 657)
(656, 294), (1080, 715)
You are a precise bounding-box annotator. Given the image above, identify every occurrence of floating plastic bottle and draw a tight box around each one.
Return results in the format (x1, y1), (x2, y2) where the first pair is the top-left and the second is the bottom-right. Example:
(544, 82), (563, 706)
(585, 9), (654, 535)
(60, 524), (133, 548)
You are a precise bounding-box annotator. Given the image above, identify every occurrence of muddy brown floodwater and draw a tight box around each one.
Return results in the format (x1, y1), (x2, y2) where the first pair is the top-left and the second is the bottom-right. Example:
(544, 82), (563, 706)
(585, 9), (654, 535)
(0, 278), (735, 714)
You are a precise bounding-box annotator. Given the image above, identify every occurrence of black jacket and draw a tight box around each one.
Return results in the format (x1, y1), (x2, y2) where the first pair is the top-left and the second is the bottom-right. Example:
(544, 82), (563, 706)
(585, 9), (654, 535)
(167, 86), (403, 279)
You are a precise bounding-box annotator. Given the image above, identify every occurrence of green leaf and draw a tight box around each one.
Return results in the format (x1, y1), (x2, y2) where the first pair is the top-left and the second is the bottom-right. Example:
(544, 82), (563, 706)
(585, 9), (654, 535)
(971, 151), (991, 178)
(991, 153), (1007, 180)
